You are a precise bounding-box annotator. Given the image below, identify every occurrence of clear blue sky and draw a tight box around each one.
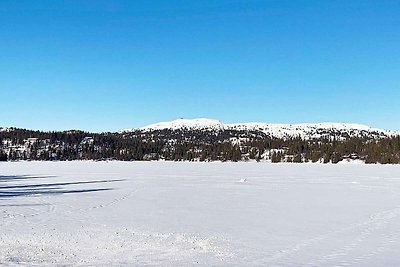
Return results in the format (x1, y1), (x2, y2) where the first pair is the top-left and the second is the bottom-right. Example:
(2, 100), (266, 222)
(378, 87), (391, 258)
(1, 0), (399, 132)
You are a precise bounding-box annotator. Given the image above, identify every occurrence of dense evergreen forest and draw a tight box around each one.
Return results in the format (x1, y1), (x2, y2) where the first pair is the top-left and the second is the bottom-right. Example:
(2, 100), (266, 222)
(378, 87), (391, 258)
(0, 128), (400, 164)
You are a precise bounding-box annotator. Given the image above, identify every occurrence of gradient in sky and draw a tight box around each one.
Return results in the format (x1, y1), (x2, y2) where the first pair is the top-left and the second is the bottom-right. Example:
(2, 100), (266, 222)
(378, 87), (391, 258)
(1, 0), (399, 132)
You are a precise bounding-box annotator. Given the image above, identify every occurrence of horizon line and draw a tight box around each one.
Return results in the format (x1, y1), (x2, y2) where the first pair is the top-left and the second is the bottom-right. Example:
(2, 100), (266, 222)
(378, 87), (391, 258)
(1, 118), (399, 133)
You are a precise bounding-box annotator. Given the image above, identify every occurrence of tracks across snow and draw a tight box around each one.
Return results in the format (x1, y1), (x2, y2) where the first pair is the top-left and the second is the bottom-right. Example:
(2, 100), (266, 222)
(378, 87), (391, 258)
(1, 161), (400, 266)
(262, 206), (400, 266)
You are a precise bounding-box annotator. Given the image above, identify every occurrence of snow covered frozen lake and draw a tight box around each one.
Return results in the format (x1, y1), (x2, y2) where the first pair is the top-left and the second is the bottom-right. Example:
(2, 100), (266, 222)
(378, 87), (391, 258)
(1, 161), (400, 266)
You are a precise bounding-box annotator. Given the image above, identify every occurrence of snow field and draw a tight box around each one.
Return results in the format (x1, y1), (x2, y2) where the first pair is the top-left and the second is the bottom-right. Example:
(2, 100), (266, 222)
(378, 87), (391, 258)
(1, 161), (400, 266)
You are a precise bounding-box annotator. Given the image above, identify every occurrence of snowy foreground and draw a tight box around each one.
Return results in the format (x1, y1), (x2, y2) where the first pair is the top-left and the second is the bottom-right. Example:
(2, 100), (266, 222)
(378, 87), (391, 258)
(1, 162), (400, 266)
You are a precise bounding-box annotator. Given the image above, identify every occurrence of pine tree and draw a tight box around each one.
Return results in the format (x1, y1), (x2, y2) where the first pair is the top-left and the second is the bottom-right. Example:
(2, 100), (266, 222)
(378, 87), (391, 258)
(0, 151), (7, 161)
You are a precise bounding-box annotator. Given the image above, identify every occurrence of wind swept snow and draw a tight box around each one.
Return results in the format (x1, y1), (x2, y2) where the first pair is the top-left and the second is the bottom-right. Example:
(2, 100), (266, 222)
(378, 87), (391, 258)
(1, 161), (400, 266)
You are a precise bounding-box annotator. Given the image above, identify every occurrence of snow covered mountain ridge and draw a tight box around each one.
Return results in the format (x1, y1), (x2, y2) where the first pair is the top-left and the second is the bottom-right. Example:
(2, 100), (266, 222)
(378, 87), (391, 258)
(2, 120), (400, 163)
(121, 118), (398, 139)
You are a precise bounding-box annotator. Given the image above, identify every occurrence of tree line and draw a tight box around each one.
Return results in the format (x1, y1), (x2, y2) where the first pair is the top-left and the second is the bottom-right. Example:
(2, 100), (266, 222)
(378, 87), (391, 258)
(0, 128), (399, 164)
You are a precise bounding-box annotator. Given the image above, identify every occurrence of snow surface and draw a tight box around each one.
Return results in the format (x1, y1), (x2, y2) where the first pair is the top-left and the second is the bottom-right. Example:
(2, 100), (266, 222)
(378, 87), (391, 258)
(0, 128), (13, 132)
(122, 118), (398, 138)
(139, 118), (224, 131)
(2, 161), (400, 266)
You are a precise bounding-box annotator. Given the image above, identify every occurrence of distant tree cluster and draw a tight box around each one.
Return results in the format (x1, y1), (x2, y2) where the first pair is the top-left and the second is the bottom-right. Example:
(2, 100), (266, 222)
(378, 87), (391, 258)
(0, 128), (399, 164)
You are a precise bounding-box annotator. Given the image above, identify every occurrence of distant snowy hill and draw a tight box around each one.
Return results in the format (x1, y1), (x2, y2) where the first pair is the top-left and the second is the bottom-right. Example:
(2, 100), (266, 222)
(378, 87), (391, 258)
(140, 118), (225, 132)
(1, 120), (399, 163)
(122, 118), (398, 140)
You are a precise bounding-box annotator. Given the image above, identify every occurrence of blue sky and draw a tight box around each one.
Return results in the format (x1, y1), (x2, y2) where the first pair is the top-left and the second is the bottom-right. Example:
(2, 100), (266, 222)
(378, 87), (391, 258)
(1, 0), (399, 132)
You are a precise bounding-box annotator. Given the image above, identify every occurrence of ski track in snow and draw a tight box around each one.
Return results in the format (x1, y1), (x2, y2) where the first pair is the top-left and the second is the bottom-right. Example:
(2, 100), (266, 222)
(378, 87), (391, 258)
(1, 161), (400, 266)
(262, 206), (400, 266)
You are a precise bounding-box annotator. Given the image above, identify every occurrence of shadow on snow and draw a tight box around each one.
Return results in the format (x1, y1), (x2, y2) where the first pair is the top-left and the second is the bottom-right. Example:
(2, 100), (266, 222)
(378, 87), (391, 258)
(0, 175), (56, 182)
(0, 175), (124, 199)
